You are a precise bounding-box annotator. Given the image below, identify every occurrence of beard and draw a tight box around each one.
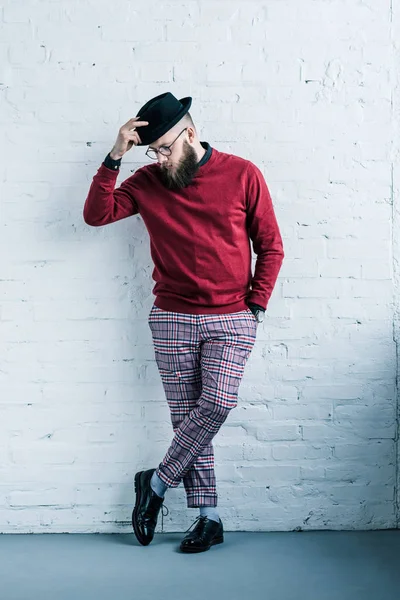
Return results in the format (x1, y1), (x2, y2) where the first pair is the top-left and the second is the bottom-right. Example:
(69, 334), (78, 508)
(157, 141), (200, 190)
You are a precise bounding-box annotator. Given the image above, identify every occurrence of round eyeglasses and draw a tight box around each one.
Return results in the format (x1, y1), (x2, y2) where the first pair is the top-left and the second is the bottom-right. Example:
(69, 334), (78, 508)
(145, 128), (187, 160)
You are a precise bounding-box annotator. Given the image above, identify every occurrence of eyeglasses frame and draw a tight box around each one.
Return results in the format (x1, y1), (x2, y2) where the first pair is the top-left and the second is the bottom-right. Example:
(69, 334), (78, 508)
(145, 127), (188, 160)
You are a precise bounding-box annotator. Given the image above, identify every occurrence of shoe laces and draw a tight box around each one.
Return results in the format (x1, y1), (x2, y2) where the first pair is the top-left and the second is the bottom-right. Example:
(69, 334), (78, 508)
(160, 503), (169, 533)
(184, 515), (206, 534)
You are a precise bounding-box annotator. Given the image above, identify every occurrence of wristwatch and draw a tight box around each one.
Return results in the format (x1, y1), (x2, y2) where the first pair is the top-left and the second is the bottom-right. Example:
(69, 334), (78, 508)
(248, 303), (265, 323)
(252, 309), (265, 323)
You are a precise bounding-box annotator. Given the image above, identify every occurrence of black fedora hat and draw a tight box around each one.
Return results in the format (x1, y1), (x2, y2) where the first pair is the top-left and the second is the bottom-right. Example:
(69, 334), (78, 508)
(134, 92), (192, 146)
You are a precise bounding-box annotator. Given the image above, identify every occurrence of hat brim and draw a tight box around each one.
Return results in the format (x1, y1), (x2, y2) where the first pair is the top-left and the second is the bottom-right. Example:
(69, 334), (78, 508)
(136, 96), (192, 147)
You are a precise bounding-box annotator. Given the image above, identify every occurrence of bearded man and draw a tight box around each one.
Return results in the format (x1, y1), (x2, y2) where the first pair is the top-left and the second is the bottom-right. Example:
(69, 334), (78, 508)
(83, 92), (284, 553)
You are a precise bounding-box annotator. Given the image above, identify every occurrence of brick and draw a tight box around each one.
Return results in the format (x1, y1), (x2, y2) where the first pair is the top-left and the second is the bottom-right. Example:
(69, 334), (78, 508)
(272, 444), (333, 461)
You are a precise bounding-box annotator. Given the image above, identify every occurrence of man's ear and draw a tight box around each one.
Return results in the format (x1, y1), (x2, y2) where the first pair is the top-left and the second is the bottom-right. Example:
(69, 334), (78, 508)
(187, 127), (196, 143)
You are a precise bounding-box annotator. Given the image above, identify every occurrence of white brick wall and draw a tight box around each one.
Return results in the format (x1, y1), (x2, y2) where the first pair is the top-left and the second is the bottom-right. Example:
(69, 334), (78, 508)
(0, 0), (398, 533)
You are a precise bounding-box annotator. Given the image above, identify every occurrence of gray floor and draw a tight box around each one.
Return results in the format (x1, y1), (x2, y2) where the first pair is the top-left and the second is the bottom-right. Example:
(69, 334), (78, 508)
(1, 530), (399, 600)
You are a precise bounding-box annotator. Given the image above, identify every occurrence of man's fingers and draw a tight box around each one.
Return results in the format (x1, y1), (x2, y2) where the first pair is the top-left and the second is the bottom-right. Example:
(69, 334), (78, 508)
(125, 131), (142, 145)
(127, 122), (148, 130)
(132, 131), (142, 144)
(130, 117), (149, 125)
(122, 117), (148, 133)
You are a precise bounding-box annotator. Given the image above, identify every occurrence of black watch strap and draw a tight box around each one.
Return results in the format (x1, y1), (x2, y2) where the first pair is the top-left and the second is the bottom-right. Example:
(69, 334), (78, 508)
(248, 302), (265, 312)
(103, 152), (122, 171)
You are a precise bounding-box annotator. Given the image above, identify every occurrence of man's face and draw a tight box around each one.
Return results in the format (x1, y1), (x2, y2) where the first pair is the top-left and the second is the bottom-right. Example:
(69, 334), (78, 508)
(149, 130), (200, 190)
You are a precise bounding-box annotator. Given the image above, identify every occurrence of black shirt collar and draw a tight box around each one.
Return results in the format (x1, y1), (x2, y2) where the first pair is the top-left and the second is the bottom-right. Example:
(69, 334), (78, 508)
(197, 142), (212, 167)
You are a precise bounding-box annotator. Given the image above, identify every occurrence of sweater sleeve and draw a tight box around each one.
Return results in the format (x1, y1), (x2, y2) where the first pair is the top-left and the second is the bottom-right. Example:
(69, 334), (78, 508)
(83, 163), (140, 226)
(245, 162), (284, 310)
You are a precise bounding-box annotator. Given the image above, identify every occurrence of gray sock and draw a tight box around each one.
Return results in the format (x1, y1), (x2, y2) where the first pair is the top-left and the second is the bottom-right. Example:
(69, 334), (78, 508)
(199, 506), (220, 523)
(150, 470), (168, 498)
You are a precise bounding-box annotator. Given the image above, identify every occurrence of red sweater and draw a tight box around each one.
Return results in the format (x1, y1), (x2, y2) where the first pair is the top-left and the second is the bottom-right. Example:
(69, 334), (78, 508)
(83, 146), (284, 314)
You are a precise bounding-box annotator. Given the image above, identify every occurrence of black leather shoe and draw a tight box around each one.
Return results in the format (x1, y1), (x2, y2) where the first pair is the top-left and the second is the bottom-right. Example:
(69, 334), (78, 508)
(180, 516), (224, 553)
(132, 468), (167, 546)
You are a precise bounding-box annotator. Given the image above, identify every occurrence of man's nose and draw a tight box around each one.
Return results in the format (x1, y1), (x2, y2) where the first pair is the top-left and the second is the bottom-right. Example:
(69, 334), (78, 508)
(157, 153), (168, 165)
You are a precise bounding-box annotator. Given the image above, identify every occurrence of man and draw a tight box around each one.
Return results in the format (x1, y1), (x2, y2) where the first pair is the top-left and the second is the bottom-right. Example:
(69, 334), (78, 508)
(83, 92), (284, 553)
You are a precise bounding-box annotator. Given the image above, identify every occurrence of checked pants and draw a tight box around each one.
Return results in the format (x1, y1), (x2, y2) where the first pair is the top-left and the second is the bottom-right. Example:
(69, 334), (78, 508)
(148, 304), (258, 508)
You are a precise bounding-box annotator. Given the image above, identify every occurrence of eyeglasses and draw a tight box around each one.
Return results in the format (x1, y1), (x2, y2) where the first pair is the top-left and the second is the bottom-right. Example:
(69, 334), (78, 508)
(145, 128), (188, 160)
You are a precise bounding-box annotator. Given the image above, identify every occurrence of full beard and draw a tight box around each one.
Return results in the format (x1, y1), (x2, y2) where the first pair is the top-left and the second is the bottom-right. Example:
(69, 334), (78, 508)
(158, 142), (200, 190)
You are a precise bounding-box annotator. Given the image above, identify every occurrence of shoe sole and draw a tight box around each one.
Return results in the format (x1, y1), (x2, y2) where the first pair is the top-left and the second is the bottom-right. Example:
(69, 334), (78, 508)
(180, 534), (224, 553)
(132, 471), (151, 546)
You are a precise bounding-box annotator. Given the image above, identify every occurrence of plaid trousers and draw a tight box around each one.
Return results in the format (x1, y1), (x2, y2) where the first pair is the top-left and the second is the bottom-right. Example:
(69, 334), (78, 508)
(148, 304), (258, 508)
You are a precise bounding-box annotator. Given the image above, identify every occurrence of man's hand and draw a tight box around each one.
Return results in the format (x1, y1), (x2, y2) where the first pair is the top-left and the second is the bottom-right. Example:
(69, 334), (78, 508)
(110, 117), (149, 160)
(247, 302), (265, 317)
